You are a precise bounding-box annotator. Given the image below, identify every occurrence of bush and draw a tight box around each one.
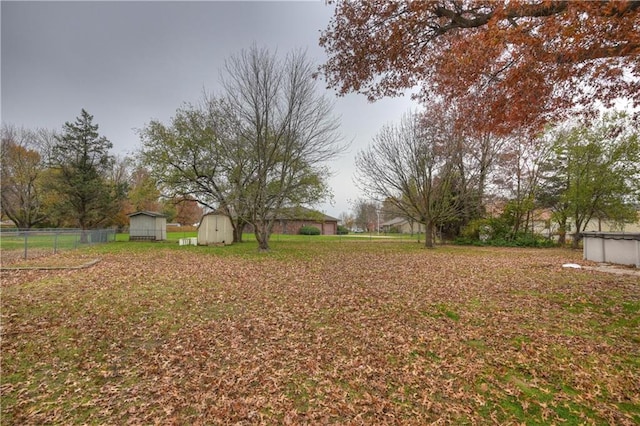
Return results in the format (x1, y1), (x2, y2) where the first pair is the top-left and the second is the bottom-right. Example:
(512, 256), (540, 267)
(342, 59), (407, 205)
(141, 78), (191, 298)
(458, 216), (557, 248)
(337, 225), (349, 235)
(299, 226), (321, 235)
(454, 232), (557, 248)
(462, 217), (512, 241)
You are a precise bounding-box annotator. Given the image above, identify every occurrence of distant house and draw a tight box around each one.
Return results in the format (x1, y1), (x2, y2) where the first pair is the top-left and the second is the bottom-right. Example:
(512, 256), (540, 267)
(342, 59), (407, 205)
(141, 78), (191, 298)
(245, 207), (339, 235)
(198, 213), (234, 245)
(381, 217), (425, 234)
(127, 211), (167, 241)
(504, 207), (640, 240)
(581, 212), (640, 233)
(0, 219), (16, 229)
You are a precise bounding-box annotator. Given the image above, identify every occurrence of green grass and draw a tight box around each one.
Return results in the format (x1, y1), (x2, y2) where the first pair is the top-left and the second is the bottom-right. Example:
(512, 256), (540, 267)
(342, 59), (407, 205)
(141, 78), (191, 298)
(1, 231), (115, 265)
(2, 240), (638, 424)
(0, 233), (83, 251)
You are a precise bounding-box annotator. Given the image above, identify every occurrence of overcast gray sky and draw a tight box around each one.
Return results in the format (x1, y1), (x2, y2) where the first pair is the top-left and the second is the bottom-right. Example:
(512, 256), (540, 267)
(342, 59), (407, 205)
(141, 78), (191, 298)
(1, 1), (417, 218)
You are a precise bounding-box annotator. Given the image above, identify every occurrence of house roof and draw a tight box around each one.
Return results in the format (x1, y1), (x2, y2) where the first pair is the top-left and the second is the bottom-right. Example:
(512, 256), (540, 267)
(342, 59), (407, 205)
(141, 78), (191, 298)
(276, 206), (339, 222)
(198, 207), (339, 223)
(127, 211), (167, 218)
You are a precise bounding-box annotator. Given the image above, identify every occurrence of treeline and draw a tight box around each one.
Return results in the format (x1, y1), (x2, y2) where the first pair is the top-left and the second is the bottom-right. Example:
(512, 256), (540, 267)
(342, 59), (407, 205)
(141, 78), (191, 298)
(1, 46), (344, 252)
(0, 111), (203, 232)
(345, 108), (640, 248)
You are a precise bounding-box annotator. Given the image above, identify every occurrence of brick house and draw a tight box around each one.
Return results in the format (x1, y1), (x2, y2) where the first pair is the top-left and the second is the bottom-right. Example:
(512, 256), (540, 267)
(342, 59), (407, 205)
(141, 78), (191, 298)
(246, 207), (339, 235)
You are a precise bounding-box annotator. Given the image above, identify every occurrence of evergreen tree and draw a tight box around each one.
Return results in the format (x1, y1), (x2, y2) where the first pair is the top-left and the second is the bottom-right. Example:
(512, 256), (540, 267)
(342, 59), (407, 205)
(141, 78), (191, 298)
(50, 109), (119, 236)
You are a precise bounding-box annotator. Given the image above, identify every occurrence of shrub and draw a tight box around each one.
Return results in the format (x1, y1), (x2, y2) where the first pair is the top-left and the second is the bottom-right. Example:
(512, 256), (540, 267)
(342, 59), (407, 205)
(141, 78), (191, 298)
(337, 225), (349, 235)
(462, 217), (511, 241)
(454, 232), (557, 248)
(299, 226), (321, 235)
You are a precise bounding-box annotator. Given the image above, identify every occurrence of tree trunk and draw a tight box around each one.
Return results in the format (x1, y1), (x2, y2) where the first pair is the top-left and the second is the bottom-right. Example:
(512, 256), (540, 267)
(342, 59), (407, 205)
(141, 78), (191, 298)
(571, 218), (583, 249)
(557, 227), (566, 246)
(232, 219), (246, 243)
(233, 227), (242, 244)
(556, 213), (567, 246)
(424, 221), (435, 249)
(571, 232), (582, 249)
(254, 222), (271, 252)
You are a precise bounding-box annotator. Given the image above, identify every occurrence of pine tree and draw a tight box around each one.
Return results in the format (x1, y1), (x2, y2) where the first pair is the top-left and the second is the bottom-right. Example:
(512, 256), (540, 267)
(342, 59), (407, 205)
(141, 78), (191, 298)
(50, 109), (118, 237)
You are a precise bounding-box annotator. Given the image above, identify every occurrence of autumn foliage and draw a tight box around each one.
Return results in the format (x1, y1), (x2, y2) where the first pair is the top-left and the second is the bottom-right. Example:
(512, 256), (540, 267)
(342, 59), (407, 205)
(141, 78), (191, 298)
(173, 197), (204, 226)
(320, 0), (640, 133)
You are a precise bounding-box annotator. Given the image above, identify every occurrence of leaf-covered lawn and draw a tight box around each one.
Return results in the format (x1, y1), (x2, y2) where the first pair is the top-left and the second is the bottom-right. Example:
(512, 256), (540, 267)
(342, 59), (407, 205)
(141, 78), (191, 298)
(2, 242), (639, 424)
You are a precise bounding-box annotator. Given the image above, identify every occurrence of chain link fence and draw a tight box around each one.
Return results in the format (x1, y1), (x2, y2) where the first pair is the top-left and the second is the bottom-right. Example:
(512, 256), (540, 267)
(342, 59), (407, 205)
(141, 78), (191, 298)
(0, 228), (116, 264)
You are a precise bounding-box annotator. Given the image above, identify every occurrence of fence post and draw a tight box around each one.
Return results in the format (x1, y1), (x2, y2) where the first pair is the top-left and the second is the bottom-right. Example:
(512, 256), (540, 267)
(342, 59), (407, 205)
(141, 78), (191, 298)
(54, 231), (59, 254)
(23, 231), (28, 260)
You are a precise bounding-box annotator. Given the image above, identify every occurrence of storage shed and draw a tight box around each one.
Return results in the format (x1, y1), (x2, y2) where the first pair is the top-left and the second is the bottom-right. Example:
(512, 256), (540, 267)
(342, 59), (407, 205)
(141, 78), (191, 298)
(128, 211), (167, 241)
(198, 213), (233, 245)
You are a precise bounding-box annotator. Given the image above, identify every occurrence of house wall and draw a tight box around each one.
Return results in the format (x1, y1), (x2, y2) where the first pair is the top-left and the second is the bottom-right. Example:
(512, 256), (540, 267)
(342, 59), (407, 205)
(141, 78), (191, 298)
(399, 222), (425, 234)
(532, 215), (640, 241)
(271, 220), (301, 235)
(384, 220), (425, 234)
(582, 217), (640, 233)
(270, 220), (337, 235)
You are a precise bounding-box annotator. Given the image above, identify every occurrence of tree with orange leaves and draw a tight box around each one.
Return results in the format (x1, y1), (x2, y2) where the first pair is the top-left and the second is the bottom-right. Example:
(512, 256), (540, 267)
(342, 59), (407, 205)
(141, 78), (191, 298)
(173, 196), (203, 226)
(320, 1), (639, 133)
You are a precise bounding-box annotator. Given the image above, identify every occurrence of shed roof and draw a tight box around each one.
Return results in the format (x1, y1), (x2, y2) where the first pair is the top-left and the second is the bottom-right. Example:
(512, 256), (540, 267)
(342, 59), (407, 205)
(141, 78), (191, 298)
(127, 211), (167, 218)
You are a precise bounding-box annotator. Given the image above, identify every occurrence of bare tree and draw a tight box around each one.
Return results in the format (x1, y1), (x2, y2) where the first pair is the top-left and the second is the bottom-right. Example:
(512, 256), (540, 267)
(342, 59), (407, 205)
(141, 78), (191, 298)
(431, 98), (509, 237)
(141, 46), (344, 250)
(355, 110), (460, 248)
(351, 198), (379, 233)
(221, 45), (344, 250)
(338, 211), (354, 231)
(492, 131), (550, 237)
(108, 155), (135, 231)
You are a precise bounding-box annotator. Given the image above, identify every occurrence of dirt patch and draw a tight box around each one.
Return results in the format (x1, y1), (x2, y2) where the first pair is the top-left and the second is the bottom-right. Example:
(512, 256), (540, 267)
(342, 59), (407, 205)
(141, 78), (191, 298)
(585, 263), (640, 277)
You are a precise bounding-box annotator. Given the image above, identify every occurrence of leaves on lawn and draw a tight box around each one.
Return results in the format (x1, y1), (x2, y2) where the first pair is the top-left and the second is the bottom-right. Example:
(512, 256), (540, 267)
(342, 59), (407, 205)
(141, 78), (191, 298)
(1, 243), (639, 424)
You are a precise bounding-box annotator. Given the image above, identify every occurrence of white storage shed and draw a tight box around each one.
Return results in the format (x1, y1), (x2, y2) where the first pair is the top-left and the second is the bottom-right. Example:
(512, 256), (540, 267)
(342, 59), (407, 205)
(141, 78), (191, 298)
(128, 211), (167, 241)
(198, 213), (234, 245)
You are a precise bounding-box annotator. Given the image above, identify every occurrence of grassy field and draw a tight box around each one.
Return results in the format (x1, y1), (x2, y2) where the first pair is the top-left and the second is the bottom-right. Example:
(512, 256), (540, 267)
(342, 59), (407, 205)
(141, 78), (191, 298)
(1, 230), (115, 265)
(0, 232), (83, 257)
(1, 239), (639, 424)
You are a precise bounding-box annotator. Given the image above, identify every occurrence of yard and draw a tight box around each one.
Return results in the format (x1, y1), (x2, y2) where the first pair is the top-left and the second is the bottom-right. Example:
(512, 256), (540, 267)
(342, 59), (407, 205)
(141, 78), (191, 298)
(1, 239), (639, 424)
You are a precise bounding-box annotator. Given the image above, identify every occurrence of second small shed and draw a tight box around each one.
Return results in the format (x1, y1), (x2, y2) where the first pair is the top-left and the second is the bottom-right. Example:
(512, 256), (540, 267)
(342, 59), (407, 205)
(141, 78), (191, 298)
(198, 213), (234, 245)
(128, 211), (167, 241)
